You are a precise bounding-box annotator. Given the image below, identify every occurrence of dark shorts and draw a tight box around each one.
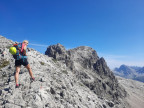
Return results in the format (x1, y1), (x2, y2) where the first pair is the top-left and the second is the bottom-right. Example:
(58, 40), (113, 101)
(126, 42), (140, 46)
(15, 59), (29, 67)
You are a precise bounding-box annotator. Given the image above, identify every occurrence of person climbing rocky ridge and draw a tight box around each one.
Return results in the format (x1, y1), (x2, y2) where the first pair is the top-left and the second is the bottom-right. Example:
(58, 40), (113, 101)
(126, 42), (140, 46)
(0, 35), (131, 108)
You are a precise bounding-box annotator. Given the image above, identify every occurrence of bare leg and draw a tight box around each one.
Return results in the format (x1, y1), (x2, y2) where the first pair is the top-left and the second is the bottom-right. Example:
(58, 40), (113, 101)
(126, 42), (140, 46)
(25, 64), (34, 78)
(15, 66), (21, 85)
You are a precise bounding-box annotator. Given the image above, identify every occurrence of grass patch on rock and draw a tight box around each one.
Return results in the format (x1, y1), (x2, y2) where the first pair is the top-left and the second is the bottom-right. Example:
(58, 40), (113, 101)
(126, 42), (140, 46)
(52, 58), (57, 63)
(40, 61), (45, 65)
(0, 60), (10, 69)
(62, 70), (68, 74)
(6, 45), (12, 49)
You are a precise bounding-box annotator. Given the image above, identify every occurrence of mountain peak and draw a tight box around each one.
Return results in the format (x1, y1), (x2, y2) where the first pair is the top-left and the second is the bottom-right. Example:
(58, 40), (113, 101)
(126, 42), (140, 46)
(45, 44), (127, 103)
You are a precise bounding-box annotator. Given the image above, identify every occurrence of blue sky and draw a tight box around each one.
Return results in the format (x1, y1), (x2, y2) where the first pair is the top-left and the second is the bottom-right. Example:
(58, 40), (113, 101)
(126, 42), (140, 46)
(0, 0), (144, 69)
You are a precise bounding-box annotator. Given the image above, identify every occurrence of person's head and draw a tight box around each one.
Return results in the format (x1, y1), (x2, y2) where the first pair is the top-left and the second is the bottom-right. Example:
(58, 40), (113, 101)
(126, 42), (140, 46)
(23, 40), (29, 46)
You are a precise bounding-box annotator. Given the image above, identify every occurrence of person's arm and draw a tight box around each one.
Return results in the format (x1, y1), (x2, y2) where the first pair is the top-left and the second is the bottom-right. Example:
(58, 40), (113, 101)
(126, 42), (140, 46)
(23, 45), (27, 56)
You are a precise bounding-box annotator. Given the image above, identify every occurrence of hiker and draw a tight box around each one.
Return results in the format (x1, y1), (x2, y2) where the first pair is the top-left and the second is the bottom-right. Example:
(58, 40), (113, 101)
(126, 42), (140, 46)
(14, 40), (35, 88)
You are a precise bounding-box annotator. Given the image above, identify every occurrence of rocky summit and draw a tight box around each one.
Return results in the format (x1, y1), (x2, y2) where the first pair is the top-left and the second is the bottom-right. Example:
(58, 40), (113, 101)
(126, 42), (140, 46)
(0, 35), (130, 108)
(45, 44), (128, 103)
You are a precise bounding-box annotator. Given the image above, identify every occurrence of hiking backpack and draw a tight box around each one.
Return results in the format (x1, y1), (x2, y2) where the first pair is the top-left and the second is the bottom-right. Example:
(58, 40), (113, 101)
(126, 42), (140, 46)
(13, 43), (27, 60)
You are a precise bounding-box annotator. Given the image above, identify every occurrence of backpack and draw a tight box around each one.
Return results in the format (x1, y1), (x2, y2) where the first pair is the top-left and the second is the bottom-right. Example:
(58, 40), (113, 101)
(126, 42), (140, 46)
(13, 43), (27, 60)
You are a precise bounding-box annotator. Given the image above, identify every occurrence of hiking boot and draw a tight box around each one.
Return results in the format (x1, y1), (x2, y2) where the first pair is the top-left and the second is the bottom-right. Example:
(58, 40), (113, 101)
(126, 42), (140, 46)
(30, 77), (35, 82)
(15, 84), (19, 88)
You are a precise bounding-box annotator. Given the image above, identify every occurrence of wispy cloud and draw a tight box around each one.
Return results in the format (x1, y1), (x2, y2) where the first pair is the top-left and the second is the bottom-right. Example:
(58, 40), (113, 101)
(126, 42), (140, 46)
(29, 43), (49, 47)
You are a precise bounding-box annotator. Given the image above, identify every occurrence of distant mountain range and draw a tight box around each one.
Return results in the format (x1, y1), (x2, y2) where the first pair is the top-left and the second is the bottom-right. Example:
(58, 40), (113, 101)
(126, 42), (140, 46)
(114, 65), (144, 82)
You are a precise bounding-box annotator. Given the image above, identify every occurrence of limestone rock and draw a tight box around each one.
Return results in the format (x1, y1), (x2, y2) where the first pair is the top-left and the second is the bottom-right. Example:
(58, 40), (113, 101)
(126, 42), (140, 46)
(0, 36), (130, 108)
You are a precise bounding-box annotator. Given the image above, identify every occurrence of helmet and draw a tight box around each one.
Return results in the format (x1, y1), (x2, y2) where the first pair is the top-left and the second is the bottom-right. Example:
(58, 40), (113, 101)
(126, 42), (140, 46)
(9, 47), (17, 55)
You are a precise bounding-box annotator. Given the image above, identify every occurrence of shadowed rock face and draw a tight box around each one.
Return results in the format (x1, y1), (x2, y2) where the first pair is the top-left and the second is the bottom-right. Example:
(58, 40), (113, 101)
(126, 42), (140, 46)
(0, 36), (129, 108)
(45, 44), (127, 103)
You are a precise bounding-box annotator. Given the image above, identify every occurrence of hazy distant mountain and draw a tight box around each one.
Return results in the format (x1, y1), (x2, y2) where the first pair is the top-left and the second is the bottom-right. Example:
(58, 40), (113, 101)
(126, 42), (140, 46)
(136, 67), (144, 74)
(114, 65), (137, 79)
(114, 65), (144, 82)
(130, 66), (142, 71)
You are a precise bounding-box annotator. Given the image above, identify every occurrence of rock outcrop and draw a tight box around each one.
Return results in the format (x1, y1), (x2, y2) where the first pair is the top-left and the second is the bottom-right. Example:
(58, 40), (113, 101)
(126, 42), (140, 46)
(0, 36), (129, 108)
(45, 44), (128, 106)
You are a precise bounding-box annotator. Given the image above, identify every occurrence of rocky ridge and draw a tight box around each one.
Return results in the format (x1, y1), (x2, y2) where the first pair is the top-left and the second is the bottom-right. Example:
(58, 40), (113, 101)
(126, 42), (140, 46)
(0, 35), (129, 108)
